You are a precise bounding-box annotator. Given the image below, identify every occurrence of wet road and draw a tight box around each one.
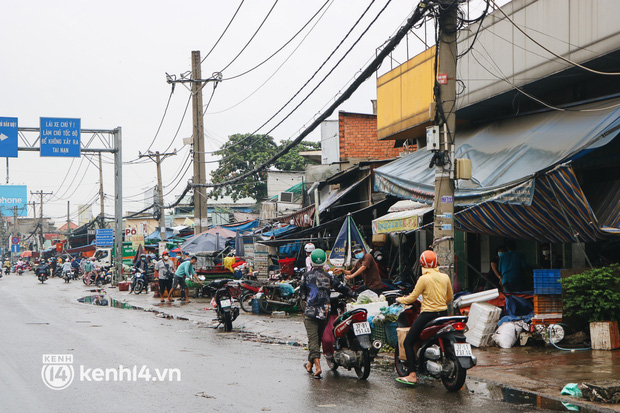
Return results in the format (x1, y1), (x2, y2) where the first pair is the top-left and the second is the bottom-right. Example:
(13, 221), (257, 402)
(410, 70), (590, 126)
(0, 273), (566, 412)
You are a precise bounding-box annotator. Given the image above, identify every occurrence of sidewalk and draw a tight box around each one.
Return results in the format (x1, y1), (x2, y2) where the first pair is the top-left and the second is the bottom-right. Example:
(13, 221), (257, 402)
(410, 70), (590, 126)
(101, 286), (619, 412)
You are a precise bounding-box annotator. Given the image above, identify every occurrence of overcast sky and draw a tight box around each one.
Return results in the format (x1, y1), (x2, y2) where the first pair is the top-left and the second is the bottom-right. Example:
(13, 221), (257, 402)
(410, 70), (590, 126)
(0, 0), (493, 226)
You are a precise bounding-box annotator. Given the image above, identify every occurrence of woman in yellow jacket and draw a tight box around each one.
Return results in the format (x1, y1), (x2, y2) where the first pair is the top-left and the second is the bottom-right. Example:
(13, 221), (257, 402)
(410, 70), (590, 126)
(395, 250), (453, 385)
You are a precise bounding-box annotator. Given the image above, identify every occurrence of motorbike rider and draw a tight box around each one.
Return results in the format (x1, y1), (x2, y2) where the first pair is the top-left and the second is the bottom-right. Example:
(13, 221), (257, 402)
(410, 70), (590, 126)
(61, 258), (73, 277)
(35, 260), (50, 279)
(335, 244), (384, 295)
(154, 251), (174, 303)
(395, 250), (454, 385)
(300, 248), (354, 379)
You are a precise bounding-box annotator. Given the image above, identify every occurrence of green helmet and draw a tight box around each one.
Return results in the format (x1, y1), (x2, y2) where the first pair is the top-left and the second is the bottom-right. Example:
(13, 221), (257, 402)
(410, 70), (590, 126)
(310, 249), (327, 267)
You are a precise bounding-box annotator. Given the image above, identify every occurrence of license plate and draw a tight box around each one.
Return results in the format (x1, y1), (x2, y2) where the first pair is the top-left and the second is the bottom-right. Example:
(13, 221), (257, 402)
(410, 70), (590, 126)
(454, 343), (473, 357)
(353, 321), (371, 336)
(220, 299), (231, 308)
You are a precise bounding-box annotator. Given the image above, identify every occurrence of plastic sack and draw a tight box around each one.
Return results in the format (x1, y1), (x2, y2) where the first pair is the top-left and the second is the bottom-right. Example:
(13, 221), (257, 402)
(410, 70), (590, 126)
(356, 290), (380, 304)
(492, 321), (524, 348)
(279, 282), (294, 297)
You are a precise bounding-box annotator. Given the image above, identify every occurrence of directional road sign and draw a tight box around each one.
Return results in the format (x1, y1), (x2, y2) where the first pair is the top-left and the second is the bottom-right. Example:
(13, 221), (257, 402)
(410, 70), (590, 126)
(96, 229), (114, 247)
(40, 117), (81, 157)
(0, 117), (18, 158)
(11, 244), (19, 253)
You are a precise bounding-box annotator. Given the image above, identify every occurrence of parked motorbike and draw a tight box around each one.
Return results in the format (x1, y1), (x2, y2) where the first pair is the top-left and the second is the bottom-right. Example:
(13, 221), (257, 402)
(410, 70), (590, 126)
(209, 279), (240, 332)
(322, 292), (382, 380)
(386, 292), (477, 392)
(257, 280), (302, 314)
(238, 280), (262, 312)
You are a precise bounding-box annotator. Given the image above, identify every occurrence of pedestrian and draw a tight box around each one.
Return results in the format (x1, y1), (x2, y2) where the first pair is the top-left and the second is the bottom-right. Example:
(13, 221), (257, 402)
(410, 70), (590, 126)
(498, 239), (529, 292)
(83, 258), (94, 286)
(300, 248), (354, 379)
(395, 250), (453, 385)
(304, 243), (315, 272)
(336, 244), (384, 295)
(155, 251), (174, 303)
(167, 255), (202, 303)
(487, 246), (505, 290)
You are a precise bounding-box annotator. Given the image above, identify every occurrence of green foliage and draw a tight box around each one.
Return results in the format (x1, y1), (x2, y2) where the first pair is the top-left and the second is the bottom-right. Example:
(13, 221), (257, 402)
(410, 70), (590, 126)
(561, 264), (620, 322)
(210, 134), (320, 201)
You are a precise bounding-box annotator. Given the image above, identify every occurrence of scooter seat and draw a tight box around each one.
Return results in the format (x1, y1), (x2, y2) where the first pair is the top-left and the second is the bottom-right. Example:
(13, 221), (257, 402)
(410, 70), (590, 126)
(423, 315), (468, 329)
(209, 279), (229, 289)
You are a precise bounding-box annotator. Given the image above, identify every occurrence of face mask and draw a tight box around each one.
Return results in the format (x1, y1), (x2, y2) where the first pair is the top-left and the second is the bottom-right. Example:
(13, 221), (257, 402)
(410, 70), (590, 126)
(542, 250), (550, 257)
(163, 256), (169, 261)
(355, 252), (364, 259)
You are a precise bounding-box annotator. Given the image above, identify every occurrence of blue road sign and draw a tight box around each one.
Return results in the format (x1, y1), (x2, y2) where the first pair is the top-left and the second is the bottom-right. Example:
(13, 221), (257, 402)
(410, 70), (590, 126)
(11, 244), (20, 253)
(96, 229), (114, 247)
(0, 117), (18, 158)
(40, 117), (81, 157)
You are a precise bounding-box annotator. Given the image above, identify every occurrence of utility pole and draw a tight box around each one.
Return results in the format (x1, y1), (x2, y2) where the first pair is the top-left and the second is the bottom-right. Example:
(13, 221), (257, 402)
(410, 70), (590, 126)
(11, 206), (19, 263)
(67, 201), (70, 249)
(166, 51), (221, 234)
(432, 1), (458, 283)
(138, 150), (177, 241)
(31, 201), (37, 250)
(99, 153), (105, 226)
(31, 190), (52, 251)
(191, 50), (208, 234)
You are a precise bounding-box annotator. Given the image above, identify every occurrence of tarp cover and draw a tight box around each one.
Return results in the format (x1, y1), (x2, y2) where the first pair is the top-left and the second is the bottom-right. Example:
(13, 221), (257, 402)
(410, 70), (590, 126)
(372, 206), (433, 234)
(375, 99), (620, 206)
(180, 232), (228, 253)
(319, 176), (368, 213)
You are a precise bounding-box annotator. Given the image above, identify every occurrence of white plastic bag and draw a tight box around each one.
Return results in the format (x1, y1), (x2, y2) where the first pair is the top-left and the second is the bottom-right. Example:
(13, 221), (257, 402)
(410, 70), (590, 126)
(492, 322), (524, 349)
(356, 290), (380, 304)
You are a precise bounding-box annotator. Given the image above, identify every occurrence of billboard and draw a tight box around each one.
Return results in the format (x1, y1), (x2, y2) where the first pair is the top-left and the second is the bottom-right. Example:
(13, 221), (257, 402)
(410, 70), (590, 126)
(0, 185), (28, 217)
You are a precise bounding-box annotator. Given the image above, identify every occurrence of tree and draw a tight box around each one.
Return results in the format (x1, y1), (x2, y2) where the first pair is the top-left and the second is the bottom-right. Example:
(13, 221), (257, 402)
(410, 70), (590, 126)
(210, 134), (320, 201)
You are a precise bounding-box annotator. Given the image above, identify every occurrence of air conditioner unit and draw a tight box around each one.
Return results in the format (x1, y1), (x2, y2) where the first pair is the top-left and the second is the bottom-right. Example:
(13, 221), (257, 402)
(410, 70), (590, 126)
(279, 192), (294, 203)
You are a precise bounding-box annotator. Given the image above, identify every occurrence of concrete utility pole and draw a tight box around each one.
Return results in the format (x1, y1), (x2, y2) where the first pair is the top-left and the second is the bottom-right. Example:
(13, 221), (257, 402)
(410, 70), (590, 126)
(66, 201), (71, 249)
(432, 1), (458, 281)
(138, 150), (177, 241)
(191, 50), (208, 234)
(166, 51), (221, 234)
(31, 190), (52, 250)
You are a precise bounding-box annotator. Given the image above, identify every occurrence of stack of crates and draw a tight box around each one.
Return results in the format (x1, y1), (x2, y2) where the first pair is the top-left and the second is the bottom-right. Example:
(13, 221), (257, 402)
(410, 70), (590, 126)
(532, 269), (562, 325)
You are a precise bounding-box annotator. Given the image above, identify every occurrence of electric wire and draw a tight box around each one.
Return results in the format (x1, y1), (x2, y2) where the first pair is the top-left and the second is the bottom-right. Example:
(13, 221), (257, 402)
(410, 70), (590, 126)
(206, 0), (335, 116)
(189, 0), (432, 190)
(223, 0), (332, 81)
(204, 0), (383, 160)
(201, 0), (246, 64)
(488, 0), (620, 76)
(219, 0), (280, 73)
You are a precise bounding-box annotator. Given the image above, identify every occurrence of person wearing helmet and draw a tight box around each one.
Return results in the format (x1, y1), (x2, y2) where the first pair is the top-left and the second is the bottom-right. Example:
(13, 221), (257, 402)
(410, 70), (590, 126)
(155, 251), (174, 303)
(395, 250), (453, 385)
(304, 243), (316, 272)
(300, 248), (354, 379)
(335, 244), (384, 295)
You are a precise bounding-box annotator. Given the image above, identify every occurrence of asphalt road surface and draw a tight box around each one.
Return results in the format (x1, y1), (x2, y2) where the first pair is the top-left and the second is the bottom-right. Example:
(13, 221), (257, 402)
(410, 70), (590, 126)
(0, 272), (558, 413)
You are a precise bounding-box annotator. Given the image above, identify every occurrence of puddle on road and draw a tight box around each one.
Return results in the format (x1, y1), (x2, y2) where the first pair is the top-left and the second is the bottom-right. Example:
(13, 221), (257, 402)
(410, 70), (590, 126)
(77, 295), (141, 310)
(467, 380), (599, 412)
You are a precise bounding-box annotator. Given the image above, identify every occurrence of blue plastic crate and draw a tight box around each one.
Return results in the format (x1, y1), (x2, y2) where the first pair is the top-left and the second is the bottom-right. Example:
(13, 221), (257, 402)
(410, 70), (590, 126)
(534, 269), (562, 295)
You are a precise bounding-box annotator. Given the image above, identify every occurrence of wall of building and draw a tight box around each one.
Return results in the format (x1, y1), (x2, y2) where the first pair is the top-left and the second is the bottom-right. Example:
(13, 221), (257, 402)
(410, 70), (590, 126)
(338, 111), (401, 162)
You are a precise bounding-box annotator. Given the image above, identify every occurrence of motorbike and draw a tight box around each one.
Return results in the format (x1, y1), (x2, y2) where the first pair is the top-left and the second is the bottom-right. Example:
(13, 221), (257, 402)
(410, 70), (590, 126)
(63, 269), (72, 283)
(386, 292), (477, 392)
(238, 280), (262, 312)
(257, 280), (302, 314)
(209, 279), (240, 332)
(322, 292), (382, 380)
(130, 267), (149, 294)
(37, 269), (50, 283)
(17, 264), (24, 276)
(4, 266), (9, 276)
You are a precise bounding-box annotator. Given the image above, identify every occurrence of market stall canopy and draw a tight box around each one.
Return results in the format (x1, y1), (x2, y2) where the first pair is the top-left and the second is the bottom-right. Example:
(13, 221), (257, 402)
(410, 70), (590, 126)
(203, 226), (236, 239)
(319, 176), (368, 214)
(372, 206), (433, 234)
(220, 219), (259, 233)
(180, 232), (228, 253)
(375, 99), (620, 206)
